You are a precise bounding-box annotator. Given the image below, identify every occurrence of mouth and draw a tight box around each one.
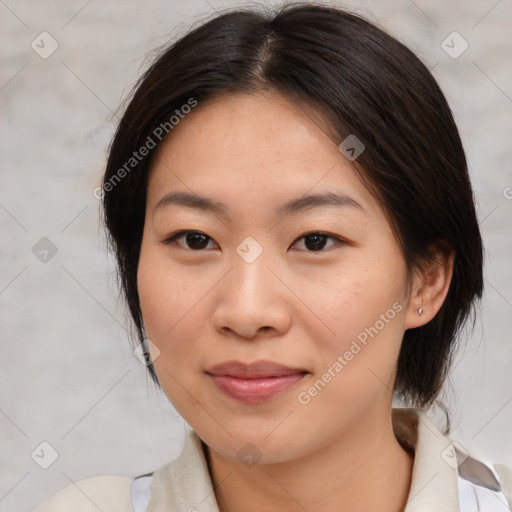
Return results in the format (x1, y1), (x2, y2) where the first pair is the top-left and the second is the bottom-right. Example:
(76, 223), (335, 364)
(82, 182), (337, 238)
(205, 360), (309, 404)
(205, 359), (308, 378)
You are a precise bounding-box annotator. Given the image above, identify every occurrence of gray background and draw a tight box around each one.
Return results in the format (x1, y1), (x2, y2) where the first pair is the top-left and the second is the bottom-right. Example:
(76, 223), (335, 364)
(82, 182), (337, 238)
(1, 0), (511, 510)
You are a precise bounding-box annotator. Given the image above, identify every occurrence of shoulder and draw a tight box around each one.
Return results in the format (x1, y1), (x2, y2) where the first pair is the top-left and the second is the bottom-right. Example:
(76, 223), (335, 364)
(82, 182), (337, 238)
(396, 408), (512, 509)
(35, 475), (134, 512)
(491, 462), (512, 507)
(456, 446), (512, 510)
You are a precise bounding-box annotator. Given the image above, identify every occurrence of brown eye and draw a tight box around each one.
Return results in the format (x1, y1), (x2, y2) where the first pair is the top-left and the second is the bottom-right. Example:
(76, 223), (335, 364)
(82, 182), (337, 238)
(291, 232), (342, 252)
(164, 231), (216, 250)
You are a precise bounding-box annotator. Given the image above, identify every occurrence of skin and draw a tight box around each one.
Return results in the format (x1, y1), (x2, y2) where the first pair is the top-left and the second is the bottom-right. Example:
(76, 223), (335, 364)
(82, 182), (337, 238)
(137, 89), (454, 512)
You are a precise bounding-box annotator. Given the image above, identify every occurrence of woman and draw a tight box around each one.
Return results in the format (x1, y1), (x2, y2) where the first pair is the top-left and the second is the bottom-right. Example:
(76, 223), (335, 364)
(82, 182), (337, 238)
(36, 2), (511, 511)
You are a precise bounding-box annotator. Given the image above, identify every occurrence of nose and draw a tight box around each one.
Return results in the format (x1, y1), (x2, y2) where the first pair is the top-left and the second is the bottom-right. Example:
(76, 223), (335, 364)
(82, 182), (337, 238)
(212, 248), (292, 340)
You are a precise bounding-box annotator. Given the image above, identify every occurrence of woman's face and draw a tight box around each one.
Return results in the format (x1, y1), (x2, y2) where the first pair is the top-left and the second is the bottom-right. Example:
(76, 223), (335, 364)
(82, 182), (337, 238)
(137, 90), (418, 463)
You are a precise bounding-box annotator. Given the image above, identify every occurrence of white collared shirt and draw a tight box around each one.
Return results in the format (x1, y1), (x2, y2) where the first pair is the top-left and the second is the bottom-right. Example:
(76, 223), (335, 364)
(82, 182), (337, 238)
(36, 408), (512, 511)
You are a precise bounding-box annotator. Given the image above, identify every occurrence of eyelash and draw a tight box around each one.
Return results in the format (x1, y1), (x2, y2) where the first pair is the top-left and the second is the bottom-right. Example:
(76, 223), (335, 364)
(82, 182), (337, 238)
(162, 230), (346, 253)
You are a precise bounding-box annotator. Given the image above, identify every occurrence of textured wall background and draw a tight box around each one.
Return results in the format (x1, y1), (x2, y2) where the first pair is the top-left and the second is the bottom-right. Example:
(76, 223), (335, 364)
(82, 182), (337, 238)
(1, 0), (511, 510)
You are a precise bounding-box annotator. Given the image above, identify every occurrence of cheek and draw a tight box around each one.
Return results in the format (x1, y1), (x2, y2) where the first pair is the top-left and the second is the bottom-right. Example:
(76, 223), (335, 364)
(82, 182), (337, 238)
(308, 249), (408, 388)
(138, 239), (200, 337)
(318, 251), (407, 338)
(137, 245), (206, 416)
(137, 241), (201, 369)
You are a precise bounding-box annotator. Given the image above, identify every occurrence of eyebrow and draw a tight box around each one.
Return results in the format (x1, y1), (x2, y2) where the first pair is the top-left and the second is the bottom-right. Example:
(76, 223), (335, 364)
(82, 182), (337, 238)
(153, 190), (365, 217)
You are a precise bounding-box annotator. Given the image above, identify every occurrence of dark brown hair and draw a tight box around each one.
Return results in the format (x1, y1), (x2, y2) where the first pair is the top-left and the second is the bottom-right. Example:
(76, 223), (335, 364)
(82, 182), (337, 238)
(101, 2), (483, 410)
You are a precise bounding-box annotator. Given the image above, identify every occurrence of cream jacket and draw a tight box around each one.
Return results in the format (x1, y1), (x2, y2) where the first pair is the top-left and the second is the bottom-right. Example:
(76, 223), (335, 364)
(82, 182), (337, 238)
(35, 408), (512, 511)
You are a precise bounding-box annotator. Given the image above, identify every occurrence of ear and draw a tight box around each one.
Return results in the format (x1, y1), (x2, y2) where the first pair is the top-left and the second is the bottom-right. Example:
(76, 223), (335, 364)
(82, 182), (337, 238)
(404, 244), (455, 329)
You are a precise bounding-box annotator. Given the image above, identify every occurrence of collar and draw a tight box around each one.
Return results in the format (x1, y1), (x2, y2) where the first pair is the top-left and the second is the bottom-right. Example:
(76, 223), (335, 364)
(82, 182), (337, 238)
(146, 408), (494, 512)
(395, 407), (460, 511)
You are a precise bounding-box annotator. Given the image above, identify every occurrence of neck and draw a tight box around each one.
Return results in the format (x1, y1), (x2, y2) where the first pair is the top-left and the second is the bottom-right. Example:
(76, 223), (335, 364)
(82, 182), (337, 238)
(205, 408), (415, 512)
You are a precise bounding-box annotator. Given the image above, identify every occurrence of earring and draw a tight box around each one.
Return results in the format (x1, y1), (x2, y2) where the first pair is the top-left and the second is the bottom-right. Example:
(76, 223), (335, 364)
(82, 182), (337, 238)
(416, 306), (423, 315)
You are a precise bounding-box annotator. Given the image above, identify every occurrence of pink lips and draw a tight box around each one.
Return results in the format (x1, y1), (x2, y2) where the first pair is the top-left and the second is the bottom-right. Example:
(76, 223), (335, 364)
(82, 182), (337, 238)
(205, 360), (308, 404)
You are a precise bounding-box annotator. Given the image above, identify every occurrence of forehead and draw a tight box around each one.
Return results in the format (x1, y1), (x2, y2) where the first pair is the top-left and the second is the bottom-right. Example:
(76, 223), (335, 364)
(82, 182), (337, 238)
(146, 91), (377, 218)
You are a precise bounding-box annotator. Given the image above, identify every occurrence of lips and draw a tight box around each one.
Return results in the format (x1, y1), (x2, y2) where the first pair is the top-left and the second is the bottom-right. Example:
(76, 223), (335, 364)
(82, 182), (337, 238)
(205, 359), (308, 378)
(205, 360), (309, 404)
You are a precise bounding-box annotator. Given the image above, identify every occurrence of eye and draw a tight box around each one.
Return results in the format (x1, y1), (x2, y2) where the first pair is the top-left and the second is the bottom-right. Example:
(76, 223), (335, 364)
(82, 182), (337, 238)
(163, 230), (217, 251)
(163, 230), (344, 252)
(290, 232), (343, 252)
